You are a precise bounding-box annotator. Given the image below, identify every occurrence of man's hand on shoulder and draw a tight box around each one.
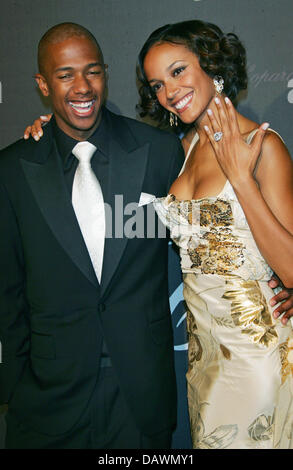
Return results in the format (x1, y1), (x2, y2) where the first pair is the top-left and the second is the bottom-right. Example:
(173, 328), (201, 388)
(269, 275), (293, 325)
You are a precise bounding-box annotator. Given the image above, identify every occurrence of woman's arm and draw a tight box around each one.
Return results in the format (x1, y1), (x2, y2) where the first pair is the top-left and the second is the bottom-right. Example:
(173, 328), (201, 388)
(233, 132), (293, 287)
(205, 97), (293, 287)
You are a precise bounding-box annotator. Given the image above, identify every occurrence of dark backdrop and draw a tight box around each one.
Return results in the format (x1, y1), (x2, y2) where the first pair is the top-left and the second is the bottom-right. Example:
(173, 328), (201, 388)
(0, 0), (292, 449)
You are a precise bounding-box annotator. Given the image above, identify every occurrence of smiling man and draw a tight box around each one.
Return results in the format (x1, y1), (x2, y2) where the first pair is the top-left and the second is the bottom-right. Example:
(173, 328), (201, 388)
(36, 27), (107, 139)
(0, 23), (184, 449)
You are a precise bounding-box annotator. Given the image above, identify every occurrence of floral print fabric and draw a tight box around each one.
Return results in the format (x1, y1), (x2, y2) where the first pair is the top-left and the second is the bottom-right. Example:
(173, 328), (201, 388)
(154, 169), (293, 448)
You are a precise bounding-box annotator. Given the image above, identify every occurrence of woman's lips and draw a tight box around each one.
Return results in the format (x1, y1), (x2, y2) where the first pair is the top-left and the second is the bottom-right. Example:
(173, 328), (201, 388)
(173, 92), (193, 114)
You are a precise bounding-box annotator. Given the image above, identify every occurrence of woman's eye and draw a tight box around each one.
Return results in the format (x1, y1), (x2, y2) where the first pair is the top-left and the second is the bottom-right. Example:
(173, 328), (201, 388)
(151, 83), (162, 93)
(173, 66), (185, 77)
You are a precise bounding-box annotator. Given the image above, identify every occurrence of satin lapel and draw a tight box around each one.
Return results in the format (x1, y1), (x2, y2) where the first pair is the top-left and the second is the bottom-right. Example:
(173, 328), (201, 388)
(100, 138), (149, 297)
(20, 141), (99, 288)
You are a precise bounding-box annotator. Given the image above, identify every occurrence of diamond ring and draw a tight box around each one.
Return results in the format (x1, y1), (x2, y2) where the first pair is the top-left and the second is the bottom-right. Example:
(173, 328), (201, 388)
(214, 131), (223, 142)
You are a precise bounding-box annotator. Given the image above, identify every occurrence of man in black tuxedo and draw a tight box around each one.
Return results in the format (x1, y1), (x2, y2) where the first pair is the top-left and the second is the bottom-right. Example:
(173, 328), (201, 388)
(0, 23), (184, 448)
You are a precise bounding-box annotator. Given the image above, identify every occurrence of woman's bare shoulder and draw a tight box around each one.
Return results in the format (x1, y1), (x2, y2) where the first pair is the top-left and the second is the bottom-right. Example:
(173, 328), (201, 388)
(254, 128), (293, 196)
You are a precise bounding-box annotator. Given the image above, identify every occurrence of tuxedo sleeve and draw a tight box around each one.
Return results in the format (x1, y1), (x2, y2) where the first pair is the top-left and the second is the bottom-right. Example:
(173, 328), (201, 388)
(166, 136), (185, 192)
(0, 183), (30, 404)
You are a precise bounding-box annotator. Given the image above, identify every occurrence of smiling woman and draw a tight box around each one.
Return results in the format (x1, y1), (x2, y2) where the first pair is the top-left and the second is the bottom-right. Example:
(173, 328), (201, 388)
(136, 19), (293, 449)
(137, 20), (247, 133)
(143, 43), (215, 126)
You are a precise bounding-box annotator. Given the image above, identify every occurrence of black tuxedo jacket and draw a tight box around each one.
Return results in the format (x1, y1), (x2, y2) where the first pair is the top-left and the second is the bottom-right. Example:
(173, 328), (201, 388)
(0, 108), (184, 437)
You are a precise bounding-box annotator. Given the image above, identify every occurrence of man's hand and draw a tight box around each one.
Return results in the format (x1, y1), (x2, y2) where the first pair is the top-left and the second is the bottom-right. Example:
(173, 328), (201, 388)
(24, 114), (52, 141)
(269, 276), (293, 325)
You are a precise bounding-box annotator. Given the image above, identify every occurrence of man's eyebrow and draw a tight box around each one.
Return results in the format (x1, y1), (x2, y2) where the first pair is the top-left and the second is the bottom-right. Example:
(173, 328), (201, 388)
(54, 66), (74, 73)
(87, 62), (104, 68)
(54, 62), (103, 73)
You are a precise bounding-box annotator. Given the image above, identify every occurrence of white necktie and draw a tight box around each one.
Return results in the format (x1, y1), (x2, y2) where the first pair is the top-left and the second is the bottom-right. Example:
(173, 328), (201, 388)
(72, 141), (105, 283)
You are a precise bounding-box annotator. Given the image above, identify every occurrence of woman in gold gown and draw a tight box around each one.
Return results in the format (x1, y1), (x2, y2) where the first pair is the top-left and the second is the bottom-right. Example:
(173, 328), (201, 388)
(137, 20), (293, 448)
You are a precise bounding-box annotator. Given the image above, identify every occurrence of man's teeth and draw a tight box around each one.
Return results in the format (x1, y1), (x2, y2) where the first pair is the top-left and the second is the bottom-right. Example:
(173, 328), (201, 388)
(69, 100), (94, 112)
(174, 94), (193, 110)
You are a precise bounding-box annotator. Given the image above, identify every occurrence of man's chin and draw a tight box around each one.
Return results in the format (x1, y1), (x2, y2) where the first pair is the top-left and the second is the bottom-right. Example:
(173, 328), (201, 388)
(71, 119), (99, 131)
(57, 112), (102, 138)
(69, 110), (101, 129)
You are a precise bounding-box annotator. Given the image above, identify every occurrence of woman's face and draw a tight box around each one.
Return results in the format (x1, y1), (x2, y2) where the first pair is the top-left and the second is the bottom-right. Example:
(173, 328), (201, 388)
(143, 42), (215, 124)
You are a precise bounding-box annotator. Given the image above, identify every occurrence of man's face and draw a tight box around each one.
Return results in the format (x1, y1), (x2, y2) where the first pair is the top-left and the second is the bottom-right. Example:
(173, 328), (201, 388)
(36, 36), (107, 140)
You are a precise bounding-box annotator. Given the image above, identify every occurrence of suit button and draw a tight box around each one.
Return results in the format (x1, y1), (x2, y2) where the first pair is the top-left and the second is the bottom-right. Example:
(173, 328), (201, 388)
(99, 303), (106, 313)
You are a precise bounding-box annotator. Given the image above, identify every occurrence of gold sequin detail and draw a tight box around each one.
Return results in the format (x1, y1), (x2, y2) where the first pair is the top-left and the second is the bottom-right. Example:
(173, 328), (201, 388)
(200, 200), (233, 227)
(279, 338), (293, 384)
(187, 228), (245, 275)
(183, 199), (245, 275)
(222, 278), (278, 348)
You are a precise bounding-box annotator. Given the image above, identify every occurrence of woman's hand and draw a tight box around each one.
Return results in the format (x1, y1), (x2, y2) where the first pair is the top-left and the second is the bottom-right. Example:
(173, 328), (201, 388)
(24, 114), (52, 141)
(204, 96), (293, 288)
(204, 96), (269, 188)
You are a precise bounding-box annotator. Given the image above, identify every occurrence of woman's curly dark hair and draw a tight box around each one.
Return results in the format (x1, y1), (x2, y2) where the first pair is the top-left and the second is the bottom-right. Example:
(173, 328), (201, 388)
(137, 20), (248, 132)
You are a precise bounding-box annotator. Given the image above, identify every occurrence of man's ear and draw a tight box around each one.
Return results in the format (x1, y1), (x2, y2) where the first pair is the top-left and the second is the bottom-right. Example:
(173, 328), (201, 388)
(35, 74), (49, 97)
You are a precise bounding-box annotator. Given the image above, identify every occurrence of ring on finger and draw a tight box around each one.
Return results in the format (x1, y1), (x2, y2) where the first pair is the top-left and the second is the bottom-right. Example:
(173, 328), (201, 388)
(213, 131), (223, 142)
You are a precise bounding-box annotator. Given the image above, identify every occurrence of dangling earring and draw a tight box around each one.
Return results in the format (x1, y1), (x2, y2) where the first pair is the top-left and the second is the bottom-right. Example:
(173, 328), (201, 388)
(169, 112), (178, 127)
(213, 75), (224, 95)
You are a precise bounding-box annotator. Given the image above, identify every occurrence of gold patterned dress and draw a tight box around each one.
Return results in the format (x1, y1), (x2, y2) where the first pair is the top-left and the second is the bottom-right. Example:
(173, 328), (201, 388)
(153, 130), (293, 449)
